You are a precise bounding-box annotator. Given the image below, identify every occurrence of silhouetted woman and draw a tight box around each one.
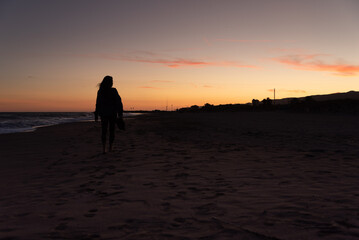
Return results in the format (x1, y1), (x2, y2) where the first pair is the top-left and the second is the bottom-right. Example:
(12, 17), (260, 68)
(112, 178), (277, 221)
(95, 76), (123, 153)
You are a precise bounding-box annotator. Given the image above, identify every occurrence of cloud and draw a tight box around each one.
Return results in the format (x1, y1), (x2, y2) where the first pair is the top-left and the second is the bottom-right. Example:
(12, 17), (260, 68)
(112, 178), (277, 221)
(123, 56), (205, 68)
(215, 38), (272, 43)
(126, 50), (160, 57)
(204, 37), (272, 46)
(68, 51), (257, 69)
(123, 55), (257, 69)
(67, 53), (122, 61)
(138, 86), (161, 89)
(150, 80), (173, 83)
(188, 84), (216, 88)
(273, 54), (359, 76)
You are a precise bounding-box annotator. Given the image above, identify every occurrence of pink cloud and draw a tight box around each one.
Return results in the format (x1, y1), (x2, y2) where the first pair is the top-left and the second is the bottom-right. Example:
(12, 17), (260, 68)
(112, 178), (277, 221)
(124, 57), (208, 68)
(123, 56), (257, 69)
(273, 54), (359, 76)
(66, 52), (257, 69)
(203, 85), (214, 88)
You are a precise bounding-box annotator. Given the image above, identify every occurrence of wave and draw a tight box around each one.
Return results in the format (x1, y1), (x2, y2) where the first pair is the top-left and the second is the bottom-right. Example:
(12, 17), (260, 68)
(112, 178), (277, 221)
(0, 112), (138, 134)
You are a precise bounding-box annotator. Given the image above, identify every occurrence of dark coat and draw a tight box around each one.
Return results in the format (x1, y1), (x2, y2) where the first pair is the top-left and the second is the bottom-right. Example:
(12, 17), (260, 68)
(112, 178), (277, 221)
(95, 88), (123, 117)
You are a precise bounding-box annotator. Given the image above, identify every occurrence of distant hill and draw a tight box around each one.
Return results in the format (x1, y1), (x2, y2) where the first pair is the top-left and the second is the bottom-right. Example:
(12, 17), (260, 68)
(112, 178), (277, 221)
(275, 91), (359, 105)
(178, 90), (359, 113)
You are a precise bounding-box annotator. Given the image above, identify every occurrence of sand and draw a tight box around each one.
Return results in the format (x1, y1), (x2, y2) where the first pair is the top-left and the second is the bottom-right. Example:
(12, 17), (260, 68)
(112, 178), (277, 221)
(0, 112), (359, 240)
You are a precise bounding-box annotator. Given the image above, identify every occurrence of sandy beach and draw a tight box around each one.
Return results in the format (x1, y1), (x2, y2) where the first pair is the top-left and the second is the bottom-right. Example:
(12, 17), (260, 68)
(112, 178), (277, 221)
(0, 112), (359, 240)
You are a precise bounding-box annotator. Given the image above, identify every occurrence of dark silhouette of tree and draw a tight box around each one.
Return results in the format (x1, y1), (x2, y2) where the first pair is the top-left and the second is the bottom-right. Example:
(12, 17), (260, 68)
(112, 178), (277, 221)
(204, 103), (213, 108)
(262, 98), (272, 105)
(252, 99), (260, 107)
(190, 105), (199, 111)
(202, 103), (214, 111)
(176, 93), (359, 114)
(260, 98), (272, 110)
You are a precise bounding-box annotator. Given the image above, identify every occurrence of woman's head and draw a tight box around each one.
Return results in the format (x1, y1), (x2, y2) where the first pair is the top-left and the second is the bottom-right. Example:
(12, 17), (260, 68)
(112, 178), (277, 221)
(99, 75), (113, 90)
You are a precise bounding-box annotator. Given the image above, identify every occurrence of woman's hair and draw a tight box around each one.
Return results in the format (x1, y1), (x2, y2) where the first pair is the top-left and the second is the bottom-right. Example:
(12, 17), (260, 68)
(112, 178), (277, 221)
(99, 75), (113, 90)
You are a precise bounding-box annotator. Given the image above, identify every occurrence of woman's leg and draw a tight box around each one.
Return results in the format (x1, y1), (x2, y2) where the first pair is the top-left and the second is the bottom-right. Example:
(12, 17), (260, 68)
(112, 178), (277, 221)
(108, 117), (116, 152)
(101, 117), (109, 153)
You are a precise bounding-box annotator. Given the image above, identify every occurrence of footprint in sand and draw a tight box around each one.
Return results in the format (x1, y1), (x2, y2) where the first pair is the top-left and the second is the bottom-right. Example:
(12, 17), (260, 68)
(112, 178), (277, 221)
(167, 182), (177, 188)
(143, 182), (157, 188)
(55, 223), (67, 230)
(55, 201), (67, 206)
(15, 212), (30, 217)
(0, 228), (15, 233)
(174, 172), (189, 179)
(194, 203), (226, 216)
(60, 217), (75, 221)
(84, 209), (98, 218)
(161, 202), (171, 212)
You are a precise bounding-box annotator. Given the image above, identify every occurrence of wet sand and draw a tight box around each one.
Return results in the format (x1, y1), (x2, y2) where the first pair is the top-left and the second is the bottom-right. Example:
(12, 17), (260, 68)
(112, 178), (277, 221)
(0, 112), (359, 239)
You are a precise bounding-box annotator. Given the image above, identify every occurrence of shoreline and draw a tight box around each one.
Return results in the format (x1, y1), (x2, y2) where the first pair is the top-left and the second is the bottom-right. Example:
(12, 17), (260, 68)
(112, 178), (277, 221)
(1, 112), (359, 239)
(0, 112), (144, 135)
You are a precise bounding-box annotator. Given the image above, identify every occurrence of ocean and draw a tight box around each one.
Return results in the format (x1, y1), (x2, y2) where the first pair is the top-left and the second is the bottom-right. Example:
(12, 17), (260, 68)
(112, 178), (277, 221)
(0, 112), (137, 134)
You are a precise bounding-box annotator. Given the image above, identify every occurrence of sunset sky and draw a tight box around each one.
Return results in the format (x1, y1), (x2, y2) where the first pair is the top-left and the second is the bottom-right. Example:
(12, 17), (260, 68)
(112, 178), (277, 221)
(1, 0), (358, 111)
